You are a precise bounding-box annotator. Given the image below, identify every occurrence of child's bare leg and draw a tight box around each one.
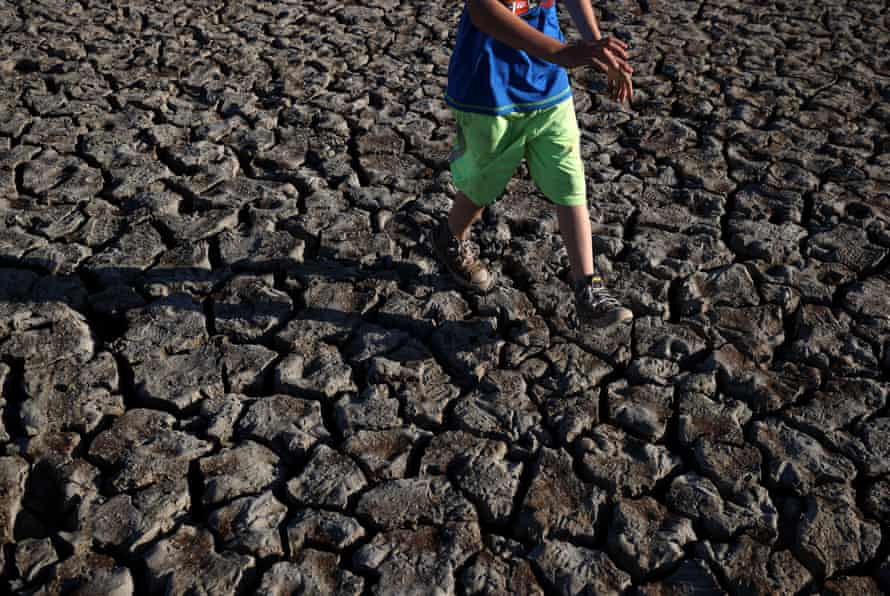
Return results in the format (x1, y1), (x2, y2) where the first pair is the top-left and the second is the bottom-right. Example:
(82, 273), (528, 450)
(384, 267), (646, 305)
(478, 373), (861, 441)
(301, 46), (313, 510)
(556, 203), (595, 282)
(448, 191), (485, 240)
(558, 201), (631, 327)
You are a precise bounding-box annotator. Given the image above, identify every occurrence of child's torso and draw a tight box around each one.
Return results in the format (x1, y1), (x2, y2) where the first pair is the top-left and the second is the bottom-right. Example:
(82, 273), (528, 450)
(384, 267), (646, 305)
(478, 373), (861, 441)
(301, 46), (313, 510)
(445, 0), (571, 116)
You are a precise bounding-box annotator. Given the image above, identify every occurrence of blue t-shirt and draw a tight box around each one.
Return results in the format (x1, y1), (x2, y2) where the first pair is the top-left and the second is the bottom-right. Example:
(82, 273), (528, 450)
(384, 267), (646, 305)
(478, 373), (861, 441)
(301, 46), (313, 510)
(445, 1), (571, 116)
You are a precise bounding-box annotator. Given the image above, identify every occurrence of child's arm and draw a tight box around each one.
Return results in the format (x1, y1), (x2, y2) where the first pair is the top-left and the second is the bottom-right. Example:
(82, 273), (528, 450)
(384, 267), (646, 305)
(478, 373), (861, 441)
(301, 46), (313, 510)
(562, 0), (602, 41)
(467, 0), (629, 72)
(563, 0), (634, 102)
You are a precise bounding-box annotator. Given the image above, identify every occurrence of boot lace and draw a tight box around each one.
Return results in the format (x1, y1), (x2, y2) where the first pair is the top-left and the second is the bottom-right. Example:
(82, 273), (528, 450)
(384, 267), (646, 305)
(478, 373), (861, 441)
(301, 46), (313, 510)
(577, 277), (621, 312)
(450, 237), (481, 269)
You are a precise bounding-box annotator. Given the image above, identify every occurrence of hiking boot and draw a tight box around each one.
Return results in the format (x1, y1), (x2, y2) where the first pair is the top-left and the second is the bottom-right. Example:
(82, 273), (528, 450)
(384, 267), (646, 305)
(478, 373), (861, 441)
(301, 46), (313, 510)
(431, 219), (495, 293)
(574, 273), (633, 329)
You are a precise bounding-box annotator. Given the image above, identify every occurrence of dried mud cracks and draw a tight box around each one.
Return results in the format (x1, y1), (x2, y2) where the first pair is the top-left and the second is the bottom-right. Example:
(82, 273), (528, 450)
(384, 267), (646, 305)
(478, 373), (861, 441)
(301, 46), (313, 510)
(1, 0), (890, 594)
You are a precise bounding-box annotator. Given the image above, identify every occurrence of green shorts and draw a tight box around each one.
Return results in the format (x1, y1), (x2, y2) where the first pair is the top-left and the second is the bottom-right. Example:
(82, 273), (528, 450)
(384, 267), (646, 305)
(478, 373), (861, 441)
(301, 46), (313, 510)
(449, 98), (587, 207)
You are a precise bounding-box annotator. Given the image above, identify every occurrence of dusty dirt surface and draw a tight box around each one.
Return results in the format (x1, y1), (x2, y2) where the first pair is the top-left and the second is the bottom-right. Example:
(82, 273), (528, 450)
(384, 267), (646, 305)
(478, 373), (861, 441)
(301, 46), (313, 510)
(1, 0), (889, 594)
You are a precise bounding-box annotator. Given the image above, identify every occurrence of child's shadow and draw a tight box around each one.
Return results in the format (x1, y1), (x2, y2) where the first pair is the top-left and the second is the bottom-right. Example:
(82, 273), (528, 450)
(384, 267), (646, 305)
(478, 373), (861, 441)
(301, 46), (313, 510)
(1, 255), (504, 388)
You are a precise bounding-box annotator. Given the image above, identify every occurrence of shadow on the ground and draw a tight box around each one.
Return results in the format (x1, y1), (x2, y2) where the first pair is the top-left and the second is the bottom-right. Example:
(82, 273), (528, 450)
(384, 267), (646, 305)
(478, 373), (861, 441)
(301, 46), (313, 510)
(0, 253), (504, 381)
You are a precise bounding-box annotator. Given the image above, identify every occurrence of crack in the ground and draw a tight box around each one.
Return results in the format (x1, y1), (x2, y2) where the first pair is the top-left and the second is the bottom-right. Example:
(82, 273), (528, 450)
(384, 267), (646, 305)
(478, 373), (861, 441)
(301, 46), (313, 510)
(0, 0), (888, 593)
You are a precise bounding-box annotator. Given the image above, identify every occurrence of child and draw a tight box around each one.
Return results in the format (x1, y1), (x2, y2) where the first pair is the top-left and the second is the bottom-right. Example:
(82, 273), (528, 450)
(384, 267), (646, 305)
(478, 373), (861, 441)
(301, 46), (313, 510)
(432, 0), (635, 329)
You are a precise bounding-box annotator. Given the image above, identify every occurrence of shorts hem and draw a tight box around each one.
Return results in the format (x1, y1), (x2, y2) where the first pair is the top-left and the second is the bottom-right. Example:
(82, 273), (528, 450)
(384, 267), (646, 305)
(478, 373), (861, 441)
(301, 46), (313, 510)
(452, 180), (500, 207)
(542, 192), (587, 207)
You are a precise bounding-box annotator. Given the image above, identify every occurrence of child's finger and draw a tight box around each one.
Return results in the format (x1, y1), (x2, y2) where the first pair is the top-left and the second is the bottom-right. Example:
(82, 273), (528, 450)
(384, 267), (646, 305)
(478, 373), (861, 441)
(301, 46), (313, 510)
(608, 37), (629, 54)
(603, 48), (619, 70)
(607, 46), (629, 62)
(604, 41), (629, 61)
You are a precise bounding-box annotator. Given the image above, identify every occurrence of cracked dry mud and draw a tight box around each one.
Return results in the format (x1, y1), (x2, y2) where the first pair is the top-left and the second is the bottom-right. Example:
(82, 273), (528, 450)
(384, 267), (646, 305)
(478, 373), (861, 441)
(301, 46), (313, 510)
(0, 0), (888, 594)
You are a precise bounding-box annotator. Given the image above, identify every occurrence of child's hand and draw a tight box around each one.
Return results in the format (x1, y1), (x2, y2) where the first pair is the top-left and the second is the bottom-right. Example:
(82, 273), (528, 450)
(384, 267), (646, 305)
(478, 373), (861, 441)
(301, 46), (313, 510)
(606, 55), (633, 104)
(553, 37), (630, 72)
